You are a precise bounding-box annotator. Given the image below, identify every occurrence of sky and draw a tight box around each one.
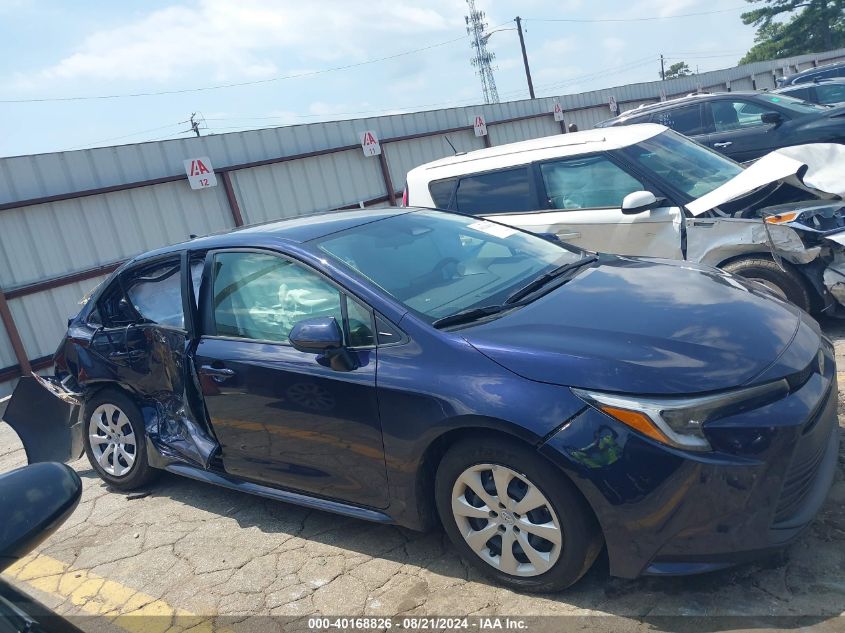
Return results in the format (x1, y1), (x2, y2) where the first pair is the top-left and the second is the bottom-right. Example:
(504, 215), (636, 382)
(0, 0), (758, 157)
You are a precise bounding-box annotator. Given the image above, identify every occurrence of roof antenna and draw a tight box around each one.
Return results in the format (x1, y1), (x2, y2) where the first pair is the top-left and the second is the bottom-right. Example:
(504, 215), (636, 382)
(443, 135), (458, 154)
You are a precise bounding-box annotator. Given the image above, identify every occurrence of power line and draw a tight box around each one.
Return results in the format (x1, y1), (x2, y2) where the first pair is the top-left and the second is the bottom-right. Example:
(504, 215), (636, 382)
(0, 33), (478, 105)
(62, 122), (187, 151)
(531, 55), (658, 93)
(524, 6), (745, 23)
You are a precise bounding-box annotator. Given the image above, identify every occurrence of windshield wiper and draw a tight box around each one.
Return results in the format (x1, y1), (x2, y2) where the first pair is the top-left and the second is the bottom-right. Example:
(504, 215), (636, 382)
(504, 255), (598, 305)
(432, 305), (508, 329)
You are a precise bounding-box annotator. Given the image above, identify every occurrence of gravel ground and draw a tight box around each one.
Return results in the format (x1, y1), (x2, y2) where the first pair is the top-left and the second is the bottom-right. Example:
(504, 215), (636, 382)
(2, 321), (844, 633)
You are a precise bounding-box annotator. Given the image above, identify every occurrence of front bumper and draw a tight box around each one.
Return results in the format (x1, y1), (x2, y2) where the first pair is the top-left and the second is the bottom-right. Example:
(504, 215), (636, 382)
(540, 344), (840, 579)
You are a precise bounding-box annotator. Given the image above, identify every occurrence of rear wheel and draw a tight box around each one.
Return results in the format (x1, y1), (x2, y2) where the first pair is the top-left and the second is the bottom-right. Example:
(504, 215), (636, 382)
(83, 388), (158, 490)
(720, 256), (812, 312)
(435, 437), (602, 592)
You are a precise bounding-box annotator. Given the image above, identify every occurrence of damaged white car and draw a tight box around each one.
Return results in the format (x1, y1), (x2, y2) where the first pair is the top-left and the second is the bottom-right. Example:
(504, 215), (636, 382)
(405, 124), (845, 314)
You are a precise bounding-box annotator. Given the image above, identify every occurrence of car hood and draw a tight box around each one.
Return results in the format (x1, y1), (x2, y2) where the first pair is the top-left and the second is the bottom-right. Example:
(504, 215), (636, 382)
(462, 256), (803, 395)
(687, 142), (845, 216)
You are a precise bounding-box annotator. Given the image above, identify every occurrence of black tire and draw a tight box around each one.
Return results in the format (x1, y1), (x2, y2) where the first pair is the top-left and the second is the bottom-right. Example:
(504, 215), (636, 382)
(721, 256), (812, 313)
(435, 436), (602, 593)
(82, 388), (158, 490)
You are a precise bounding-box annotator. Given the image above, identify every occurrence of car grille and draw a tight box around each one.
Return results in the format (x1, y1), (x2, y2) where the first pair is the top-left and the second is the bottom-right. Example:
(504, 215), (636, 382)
(773, 380), (836, 525)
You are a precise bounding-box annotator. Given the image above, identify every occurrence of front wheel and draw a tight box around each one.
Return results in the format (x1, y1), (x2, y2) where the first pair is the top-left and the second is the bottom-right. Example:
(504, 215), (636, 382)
(435, 437), (602, 592)
(720, 257), (812, 312)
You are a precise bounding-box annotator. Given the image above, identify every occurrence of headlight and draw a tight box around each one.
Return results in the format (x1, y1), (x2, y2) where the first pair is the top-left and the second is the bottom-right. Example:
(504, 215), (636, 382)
(572, 379), (789, 451)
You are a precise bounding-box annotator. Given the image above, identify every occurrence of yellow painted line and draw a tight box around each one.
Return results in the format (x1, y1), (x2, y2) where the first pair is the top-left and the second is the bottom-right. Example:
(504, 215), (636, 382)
(4, 552), (218, 633)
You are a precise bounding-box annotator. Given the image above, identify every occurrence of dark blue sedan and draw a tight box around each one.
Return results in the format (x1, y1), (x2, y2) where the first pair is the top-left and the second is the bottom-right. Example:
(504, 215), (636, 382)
(7, 207), (839, 592)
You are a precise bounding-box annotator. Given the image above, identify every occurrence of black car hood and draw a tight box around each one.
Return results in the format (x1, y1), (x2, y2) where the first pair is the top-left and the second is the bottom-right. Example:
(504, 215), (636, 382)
(462, 256), (803, 395)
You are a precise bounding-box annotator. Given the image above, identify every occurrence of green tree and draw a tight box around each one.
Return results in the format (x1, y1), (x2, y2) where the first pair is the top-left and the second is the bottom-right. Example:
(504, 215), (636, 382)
(739, 0), (845, 64)
(663, 61), (693, 79)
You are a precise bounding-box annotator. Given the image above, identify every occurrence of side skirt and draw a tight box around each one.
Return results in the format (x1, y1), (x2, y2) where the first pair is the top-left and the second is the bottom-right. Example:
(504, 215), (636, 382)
(164, 463), (394, 524)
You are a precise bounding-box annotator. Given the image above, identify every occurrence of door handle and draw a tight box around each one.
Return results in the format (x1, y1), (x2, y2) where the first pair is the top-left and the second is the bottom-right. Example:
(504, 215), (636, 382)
(199, 365), (236, 382)
(713, 142), (733, 148)
(556, 232), (581, 240)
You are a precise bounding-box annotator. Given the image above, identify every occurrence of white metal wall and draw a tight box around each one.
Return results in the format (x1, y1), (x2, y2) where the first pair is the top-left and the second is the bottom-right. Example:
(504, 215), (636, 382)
(0, 183), (231, 291)
(231, 150), (386, 225)
(2, 47), (845, 389)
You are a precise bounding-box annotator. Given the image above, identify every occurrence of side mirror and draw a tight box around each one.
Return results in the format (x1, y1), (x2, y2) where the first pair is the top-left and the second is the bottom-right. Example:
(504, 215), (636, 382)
(621, 191), (663, 215)
(761, 111), (783, 127)
(289, 317), (344, 354)
(0, 463), (81, 572)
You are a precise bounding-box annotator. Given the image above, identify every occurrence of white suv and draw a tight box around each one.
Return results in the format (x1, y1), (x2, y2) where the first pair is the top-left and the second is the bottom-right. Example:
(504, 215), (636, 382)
(404, 124), (845, 314)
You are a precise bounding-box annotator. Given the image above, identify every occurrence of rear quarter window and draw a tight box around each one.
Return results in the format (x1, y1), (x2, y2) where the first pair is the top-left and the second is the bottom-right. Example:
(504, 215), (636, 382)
(428, 177), (457, 208)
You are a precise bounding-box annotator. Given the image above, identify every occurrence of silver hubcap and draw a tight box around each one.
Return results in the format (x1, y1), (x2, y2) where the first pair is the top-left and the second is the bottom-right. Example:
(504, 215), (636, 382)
(451, 463), (562, 577)
(88, 404), (136, 477)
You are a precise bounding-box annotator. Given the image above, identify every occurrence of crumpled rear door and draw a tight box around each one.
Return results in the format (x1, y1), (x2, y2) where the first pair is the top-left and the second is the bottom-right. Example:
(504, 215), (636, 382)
(94, 322), (216, 468)
(3, 253), (218, 469)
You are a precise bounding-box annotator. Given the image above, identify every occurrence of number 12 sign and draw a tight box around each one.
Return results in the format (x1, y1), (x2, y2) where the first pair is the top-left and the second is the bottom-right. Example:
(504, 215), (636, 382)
(184, 157), (218, 190)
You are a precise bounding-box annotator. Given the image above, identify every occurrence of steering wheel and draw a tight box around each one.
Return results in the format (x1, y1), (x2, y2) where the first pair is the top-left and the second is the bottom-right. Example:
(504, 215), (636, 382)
(431, 257), (462, 280)
(549, 193), (584, 209)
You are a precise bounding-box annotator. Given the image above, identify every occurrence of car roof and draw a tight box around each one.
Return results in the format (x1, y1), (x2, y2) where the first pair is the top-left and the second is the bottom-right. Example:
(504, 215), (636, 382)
(775, 77), (845, 90)
(132, 208), (415, 263)
(605, 91), (763, 125)
(784, 61), (845, 82)
(406, 123), (666, 179)
(604, 92), (713, 122)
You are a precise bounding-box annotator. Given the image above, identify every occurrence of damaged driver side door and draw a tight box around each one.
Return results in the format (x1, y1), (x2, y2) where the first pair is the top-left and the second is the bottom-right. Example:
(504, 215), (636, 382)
(89, 254), (217, 468)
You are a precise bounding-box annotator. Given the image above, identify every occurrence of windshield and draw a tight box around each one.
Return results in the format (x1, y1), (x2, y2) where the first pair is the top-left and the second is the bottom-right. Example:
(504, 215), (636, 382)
(758, 93), (829, 114)
(617, 130), (743, 200)
(316, 211), (582, 322)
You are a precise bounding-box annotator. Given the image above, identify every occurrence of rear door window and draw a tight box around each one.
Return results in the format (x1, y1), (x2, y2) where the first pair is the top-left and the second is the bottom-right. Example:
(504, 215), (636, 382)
(652, 104), (708, 136)
(780, 86), (812, 101)
(454, 167), (534, 214)
(99, 259), (185, 328)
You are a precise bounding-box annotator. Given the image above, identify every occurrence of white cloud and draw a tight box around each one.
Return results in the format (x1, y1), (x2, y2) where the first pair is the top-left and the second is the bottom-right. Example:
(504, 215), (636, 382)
(602, 37), (625, 53)
(539, 38), (577, 57)
(14, 0), (460, 87)
(626, 0), (703, 19)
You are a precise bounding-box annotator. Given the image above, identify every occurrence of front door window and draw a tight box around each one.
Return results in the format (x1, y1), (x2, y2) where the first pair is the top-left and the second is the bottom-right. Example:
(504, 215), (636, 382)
(210, 251), (344, 344)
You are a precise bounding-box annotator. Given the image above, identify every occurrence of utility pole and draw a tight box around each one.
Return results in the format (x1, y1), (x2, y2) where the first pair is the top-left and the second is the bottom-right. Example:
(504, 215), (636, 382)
(465, 0), (499, 104)
(515, 17), (535, 99)
(189, 112), (201, 137)
(660, 54), (665, 81)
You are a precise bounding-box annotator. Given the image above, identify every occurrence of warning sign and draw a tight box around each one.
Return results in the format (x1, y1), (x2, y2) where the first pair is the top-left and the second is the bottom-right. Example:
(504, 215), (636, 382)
(360, 130), (381, 157)
(472, 115), (487, 137)
(183, 157), (217, 190)
(553, 102), (564, 122)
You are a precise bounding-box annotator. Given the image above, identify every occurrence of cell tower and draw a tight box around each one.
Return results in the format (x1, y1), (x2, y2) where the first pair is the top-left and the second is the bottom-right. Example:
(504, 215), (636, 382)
(465, 0), (499, 104)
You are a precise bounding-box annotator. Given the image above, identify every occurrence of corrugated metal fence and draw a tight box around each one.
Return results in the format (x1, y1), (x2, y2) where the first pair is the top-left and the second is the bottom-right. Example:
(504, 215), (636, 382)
(2, 47), (844, 395)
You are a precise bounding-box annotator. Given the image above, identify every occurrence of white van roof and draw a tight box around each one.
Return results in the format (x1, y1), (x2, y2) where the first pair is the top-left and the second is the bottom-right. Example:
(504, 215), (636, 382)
(407, 123), (667, 181)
